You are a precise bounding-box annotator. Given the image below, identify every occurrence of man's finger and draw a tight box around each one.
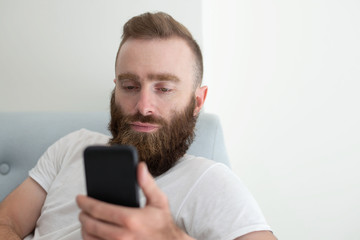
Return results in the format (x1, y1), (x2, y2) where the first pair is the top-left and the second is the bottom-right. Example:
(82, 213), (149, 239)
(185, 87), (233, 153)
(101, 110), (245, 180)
(76, 195), (134, 225)
(79, 211), (130, 240)
(137, 162), (168, 208)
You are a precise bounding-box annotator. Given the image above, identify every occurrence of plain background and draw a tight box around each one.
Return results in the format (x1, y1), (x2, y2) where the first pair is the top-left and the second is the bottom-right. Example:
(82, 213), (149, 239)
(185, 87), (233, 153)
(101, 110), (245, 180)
(1, 0), (359, 239)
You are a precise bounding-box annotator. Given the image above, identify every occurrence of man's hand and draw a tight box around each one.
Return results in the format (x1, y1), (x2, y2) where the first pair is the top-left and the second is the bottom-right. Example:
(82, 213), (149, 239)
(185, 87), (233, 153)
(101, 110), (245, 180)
(76, 162), (194, 240)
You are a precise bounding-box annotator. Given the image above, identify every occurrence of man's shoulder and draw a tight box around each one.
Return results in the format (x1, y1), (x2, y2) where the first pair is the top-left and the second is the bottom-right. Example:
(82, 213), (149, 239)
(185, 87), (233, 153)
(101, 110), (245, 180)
(158, 154), (232, 184)
(47, 129), (110, 153)
(177, 154), (230, 172)
(60, 128), (110, 144)
(176, 154), (221, 170)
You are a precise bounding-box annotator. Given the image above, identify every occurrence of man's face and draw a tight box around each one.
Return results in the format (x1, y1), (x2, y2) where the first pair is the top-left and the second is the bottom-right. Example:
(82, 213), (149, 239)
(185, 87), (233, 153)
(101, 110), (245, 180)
(109, 37), (207, 176)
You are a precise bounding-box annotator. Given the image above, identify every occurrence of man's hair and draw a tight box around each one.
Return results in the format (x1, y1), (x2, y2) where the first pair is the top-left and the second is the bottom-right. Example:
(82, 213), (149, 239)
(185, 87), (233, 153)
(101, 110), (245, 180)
(115, 12), (203, 87)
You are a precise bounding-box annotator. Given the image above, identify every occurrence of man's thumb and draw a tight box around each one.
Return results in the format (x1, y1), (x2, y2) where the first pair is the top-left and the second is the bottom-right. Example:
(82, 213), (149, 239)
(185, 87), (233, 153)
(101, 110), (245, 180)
(137, 162), (168, 208)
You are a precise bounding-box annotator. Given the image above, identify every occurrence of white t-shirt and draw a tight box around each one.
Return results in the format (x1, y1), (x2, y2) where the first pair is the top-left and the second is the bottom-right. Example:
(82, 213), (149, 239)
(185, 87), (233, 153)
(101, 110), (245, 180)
(26, 129), (271, 240)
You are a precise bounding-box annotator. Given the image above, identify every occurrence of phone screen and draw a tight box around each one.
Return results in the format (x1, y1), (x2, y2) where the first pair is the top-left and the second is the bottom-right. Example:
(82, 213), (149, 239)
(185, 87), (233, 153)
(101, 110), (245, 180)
(83, 145), (139, 207)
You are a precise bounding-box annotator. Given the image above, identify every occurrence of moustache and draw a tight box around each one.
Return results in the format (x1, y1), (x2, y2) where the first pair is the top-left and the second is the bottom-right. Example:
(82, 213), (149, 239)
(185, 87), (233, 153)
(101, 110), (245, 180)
(124, 112), (167, 127)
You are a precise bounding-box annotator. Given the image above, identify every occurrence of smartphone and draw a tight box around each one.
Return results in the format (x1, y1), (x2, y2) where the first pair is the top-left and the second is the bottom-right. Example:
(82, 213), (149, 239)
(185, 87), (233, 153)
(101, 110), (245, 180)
(83, 145), (140, 207)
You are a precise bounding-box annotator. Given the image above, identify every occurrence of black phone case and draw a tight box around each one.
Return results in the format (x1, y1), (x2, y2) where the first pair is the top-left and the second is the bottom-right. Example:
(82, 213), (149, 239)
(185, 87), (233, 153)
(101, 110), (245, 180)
(84, 145), (140, 207)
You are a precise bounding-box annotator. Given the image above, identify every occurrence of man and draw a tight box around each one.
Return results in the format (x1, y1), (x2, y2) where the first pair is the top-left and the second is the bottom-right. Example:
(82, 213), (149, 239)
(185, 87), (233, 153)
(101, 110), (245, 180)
(0, 12), (276, 240)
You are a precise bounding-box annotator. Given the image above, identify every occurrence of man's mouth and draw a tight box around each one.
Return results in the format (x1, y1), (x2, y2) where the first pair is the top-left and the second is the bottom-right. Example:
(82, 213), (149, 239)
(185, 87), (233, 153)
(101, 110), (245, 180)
(130, 121), (160, 133)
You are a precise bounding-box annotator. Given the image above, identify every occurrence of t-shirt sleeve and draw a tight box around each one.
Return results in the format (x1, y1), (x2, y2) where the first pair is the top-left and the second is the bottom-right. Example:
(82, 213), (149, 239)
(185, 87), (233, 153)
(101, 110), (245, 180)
(176, 163), (271, 240)
(29, 131), (79, 192)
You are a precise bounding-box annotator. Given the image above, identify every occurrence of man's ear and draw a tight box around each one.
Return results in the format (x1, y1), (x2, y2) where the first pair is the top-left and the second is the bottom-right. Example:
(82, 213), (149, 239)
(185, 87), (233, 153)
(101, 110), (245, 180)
(113, 78), (116, 84)
(193, 86), (208, 116)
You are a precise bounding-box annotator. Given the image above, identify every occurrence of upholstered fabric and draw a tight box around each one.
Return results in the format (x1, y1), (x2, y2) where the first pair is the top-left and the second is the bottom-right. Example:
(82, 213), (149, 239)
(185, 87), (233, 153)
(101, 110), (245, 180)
(0, 112), (229, 201)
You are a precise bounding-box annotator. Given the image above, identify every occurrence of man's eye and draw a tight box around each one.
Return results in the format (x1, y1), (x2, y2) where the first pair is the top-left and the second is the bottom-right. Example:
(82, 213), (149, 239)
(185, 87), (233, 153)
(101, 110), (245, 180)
(122, 85), (138, 91)
(158, 87), (171, 93)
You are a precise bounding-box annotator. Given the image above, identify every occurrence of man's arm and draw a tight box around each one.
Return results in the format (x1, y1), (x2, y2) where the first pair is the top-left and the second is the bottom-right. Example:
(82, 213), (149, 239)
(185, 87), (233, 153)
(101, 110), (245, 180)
(0, 177), (47, 239)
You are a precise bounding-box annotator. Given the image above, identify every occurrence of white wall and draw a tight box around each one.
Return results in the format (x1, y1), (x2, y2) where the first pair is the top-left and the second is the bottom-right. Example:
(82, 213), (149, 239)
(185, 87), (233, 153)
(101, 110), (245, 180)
(203, 0), (360, 239)
(0, 0), (202, 111)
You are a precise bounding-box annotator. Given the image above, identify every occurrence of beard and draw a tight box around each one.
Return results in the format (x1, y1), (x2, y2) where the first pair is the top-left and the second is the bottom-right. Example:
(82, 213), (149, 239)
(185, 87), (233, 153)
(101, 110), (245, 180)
(108, 90), (197, 176)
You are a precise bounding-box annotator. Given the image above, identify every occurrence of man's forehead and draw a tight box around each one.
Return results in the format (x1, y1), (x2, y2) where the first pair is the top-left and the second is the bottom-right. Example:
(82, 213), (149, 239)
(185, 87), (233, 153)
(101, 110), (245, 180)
(122, 36), (188, 47)
(115, 37), (195, 87)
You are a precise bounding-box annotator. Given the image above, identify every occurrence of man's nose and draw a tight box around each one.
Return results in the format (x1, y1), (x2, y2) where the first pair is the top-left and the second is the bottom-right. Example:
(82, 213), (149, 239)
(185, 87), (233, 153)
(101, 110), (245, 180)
(135, 89), (155, 116)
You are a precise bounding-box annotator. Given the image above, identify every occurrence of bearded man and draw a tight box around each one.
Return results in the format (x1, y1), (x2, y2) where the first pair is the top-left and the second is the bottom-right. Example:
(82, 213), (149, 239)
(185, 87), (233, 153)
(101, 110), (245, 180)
(0, 12), (276, 240)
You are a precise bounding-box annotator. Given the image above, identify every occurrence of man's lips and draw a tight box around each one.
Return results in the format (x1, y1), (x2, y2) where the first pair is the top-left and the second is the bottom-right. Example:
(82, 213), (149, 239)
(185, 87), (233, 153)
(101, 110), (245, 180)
(130, 121), (160, 133)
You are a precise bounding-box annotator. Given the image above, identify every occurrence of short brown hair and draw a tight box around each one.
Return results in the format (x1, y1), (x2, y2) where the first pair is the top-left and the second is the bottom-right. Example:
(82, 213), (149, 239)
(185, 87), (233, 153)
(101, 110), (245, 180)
(115, 12), (203, 87)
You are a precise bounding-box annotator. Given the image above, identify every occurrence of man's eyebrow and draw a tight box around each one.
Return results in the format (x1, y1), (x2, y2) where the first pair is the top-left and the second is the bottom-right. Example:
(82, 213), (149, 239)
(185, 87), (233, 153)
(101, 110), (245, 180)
(117, 73), (139, 81)
(117, 73), (180, 82)
(148, 73), (180, 82)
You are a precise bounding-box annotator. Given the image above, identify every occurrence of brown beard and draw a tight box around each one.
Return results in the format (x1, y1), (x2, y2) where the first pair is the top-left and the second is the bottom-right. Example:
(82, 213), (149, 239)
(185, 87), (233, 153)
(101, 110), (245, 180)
(108, 90), (197, 176)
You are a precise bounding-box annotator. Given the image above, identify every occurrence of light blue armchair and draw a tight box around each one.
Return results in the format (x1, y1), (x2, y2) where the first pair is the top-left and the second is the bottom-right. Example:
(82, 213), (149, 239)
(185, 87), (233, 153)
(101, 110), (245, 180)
(0, 112), (229, 201)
